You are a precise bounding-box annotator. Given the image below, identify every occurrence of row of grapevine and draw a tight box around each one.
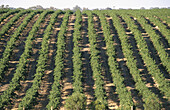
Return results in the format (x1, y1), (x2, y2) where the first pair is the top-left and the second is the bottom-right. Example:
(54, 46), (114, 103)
(144, 14), (170, 44)
(0, 11), (38, 80)
(0, 10), (29, 39)
(123, 9), (170, 25)
(94, 11), (134, 109)
(18, 10), (60, 109)
(0, 9), (19, 23)
(46, 10), (71, 110)
(156, 16), (170, 26)
(153, 9), (170, 24)
(65, 9), (86, 110)
(0, 9), (9, 14)
(128, 13), (170, 73)
(85, 10), (107, 109)
(118, 13), (170, 99)
(108, 13), (161, 109)
(0, 9), (169, 109)
(71, 10), (83, 94)
(0, 10), (49, 109)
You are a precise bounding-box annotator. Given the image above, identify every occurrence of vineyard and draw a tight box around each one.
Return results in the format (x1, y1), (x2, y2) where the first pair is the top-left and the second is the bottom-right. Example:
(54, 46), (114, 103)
(0, 8), (169, 110)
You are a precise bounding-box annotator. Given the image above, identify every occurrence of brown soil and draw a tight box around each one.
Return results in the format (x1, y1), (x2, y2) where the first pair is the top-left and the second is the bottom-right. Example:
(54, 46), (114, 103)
(106, 15), (144, 109)
(129, 16), (169, 79)
(143, 17), (169, 51)
(0, 14), (39, 88)
(2, 14), (52, 109)
(0, 13), (16, 30)
(154, 16), (170, 29)
(119, 15), (169, 109)
(0, 13), (29, 93)
(0, 11), (169, 110)
(0, 14), (28, 58)
(34, 14), (64, 110)
(81, 14), (95, 109)
(93, 14), (120, 109)
(60, 14), (75, 110)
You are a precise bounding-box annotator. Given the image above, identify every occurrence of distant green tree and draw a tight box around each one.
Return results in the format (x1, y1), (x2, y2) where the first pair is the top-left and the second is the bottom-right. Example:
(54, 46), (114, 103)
(1, 5), (4, 9)
(6, 5), (9, 8)
(73, 5), (82, 12)
(140, 7), (145, 9)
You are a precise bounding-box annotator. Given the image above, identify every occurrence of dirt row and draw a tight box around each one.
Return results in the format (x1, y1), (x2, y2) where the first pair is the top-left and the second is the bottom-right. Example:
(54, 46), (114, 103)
(59, 14), (75, 110)
(0, 12), (169, 110)
(80, 14), (95, 109)
(0, 13), (30, 93)
(12, 14), (52, 109)
(117, 15), (169, 109)
(0, 13), (17, 30)
(34, 14), (64, 110)
(0, 13), (28, 58)
(0, 13), (40, 91)
(129, 16), (169, 79)
(104, 15), (144, 109)
(155, 16), (170, 29)
(144, 17), (169, 50)
(0, 13), (51, 109)
(93, 14), (120, 109)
